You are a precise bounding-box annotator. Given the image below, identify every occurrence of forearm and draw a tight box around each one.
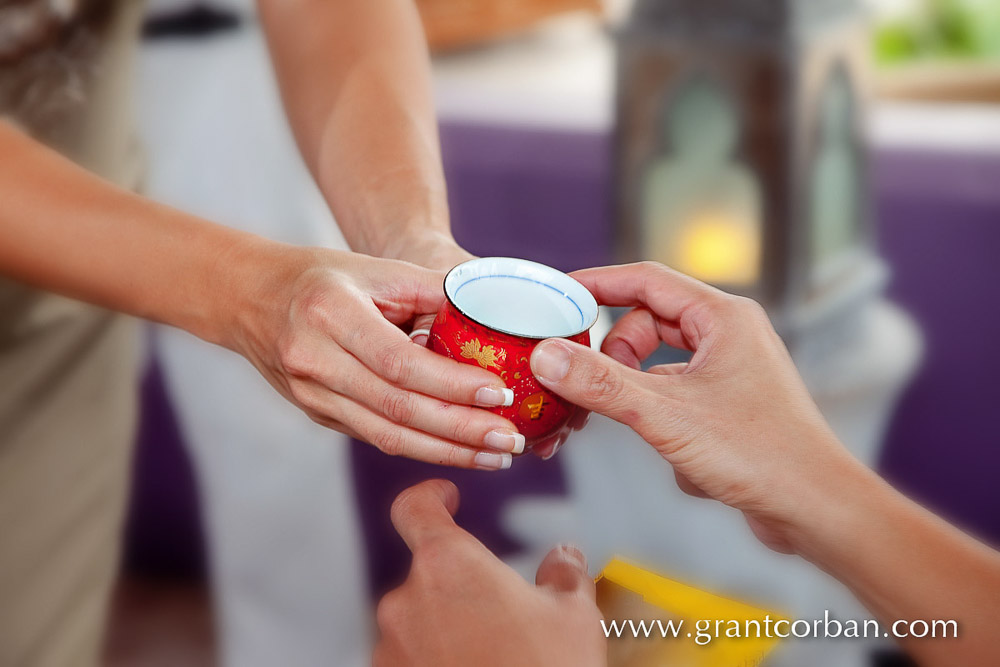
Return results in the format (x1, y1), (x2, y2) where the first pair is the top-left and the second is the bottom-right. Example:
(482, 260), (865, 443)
(789, 457), (1000, 666)
(0, 122), (293, 350)
(259, 0), (451, 258)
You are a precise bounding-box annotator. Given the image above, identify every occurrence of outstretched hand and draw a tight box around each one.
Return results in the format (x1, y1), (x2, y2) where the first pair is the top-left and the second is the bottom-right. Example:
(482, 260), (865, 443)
(375, 480), (606, 667)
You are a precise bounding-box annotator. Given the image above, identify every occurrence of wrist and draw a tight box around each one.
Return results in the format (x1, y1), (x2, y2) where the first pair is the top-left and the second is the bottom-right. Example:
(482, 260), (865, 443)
(780, 447), (888, 565)
(380, 228), (472, 271)
(205, 233), (315, 354)
(317, 142), (452, 261)
(729, 422), (881, 561)
(379, 226), (454, 260)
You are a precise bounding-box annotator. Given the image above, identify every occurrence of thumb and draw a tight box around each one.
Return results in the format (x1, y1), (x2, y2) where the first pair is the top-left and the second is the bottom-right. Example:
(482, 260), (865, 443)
(377, 262), (447, 325)
(390, 479), (461, 553)
(535, 544), (595, 601)
(530, 339), (651, 427)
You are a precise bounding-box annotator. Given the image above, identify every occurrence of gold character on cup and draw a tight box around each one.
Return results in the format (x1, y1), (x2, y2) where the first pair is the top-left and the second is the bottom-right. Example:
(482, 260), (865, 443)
(519, 393), (548, 421)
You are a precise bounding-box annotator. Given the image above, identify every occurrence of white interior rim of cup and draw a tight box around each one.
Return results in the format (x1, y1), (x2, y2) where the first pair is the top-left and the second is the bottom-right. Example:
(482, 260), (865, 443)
(443, 257), (599, 339)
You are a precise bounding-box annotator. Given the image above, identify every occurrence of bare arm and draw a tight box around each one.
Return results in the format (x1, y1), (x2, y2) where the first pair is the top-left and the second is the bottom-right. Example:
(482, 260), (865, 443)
(0, 122), (520, 468)
(793, 462), (1000, 666)
(531, 262), (1000, 666)
(258, 0), (456, 264)
(0, 122), (264, 348)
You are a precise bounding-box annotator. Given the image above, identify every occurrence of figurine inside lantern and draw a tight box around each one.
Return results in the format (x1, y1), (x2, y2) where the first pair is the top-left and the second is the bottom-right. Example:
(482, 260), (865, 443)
(616, 0), (886, 340)
(641, 77), (763, 287)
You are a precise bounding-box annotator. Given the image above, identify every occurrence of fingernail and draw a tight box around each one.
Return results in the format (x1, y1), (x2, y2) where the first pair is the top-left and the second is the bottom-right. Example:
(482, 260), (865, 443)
(484, 429), (525, 454)
(556, 543), (587, 569)
(474, 451), (512, 470)
(408, 328), (431, 341)
(541, 434), (567, 461)
(531, 341), (571, 383)
(476, 386), (514, 407)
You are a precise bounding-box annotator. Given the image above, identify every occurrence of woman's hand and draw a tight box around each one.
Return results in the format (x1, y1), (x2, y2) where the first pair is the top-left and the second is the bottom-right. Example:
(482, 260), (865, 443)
(223, 241), (526, 469)
(528, 262), (862, 552)
(529, 262), (1000, 667)
(375, 480), (606, 667)
(380, 229), (474, 346)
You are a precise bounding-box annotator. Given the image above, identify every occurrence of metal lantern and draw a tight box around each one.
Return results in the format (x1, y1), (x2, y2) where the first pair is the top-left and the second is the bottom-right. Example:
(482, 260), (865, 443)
(615, 0), (886, 337)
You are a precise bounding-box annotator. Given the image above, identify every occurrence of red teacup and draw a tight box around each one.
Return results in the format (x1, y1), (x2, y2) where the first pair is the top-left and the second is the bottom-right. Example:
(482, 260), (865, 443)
(428, 257), (599, 450)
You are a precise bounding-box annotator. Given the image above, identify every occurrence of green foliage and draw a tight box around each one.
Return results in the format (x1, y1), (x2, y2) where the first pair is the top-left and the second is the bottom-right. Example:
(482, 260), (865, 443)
(874, 0), (1000, 66)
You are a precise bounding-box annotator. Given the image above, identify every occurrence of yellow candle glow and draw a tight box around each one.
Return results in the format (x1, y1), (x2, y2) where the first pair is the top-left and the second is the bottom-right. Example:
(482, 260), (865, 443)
(676, 214), (760, 286)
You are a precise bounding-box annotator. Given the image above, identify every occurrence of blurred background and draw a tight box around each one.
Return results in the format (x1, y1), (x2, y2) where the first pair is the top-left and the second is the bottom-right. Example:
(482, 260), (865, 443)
(100, 0), (999, 666)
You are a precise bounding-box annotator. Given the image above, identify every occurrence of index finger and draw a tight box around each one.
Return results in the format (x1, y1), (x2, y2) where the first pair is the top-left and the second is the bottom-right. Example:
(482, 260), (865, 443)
(390, 479), (462, 553)
(571, 262), (730, 348)
(572, 262), (727, 319)
(340, 299), (514, 408)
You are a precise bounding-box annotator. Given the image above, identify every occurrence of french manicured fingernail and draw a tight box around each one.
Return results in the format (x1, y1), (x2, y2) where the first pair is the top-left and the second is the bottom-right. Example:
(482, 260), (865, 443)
(531, 341), (571, 383)
(476, 386), (514, 407)
(485, 429), (525, 454)
(474, 451), (512, 470)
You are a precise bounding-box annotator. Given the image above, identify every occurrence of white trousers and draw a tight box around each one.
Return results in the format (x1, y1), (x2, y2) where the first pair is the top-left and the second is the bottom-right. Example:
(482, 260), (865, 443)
(136, 19), (370, 667)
